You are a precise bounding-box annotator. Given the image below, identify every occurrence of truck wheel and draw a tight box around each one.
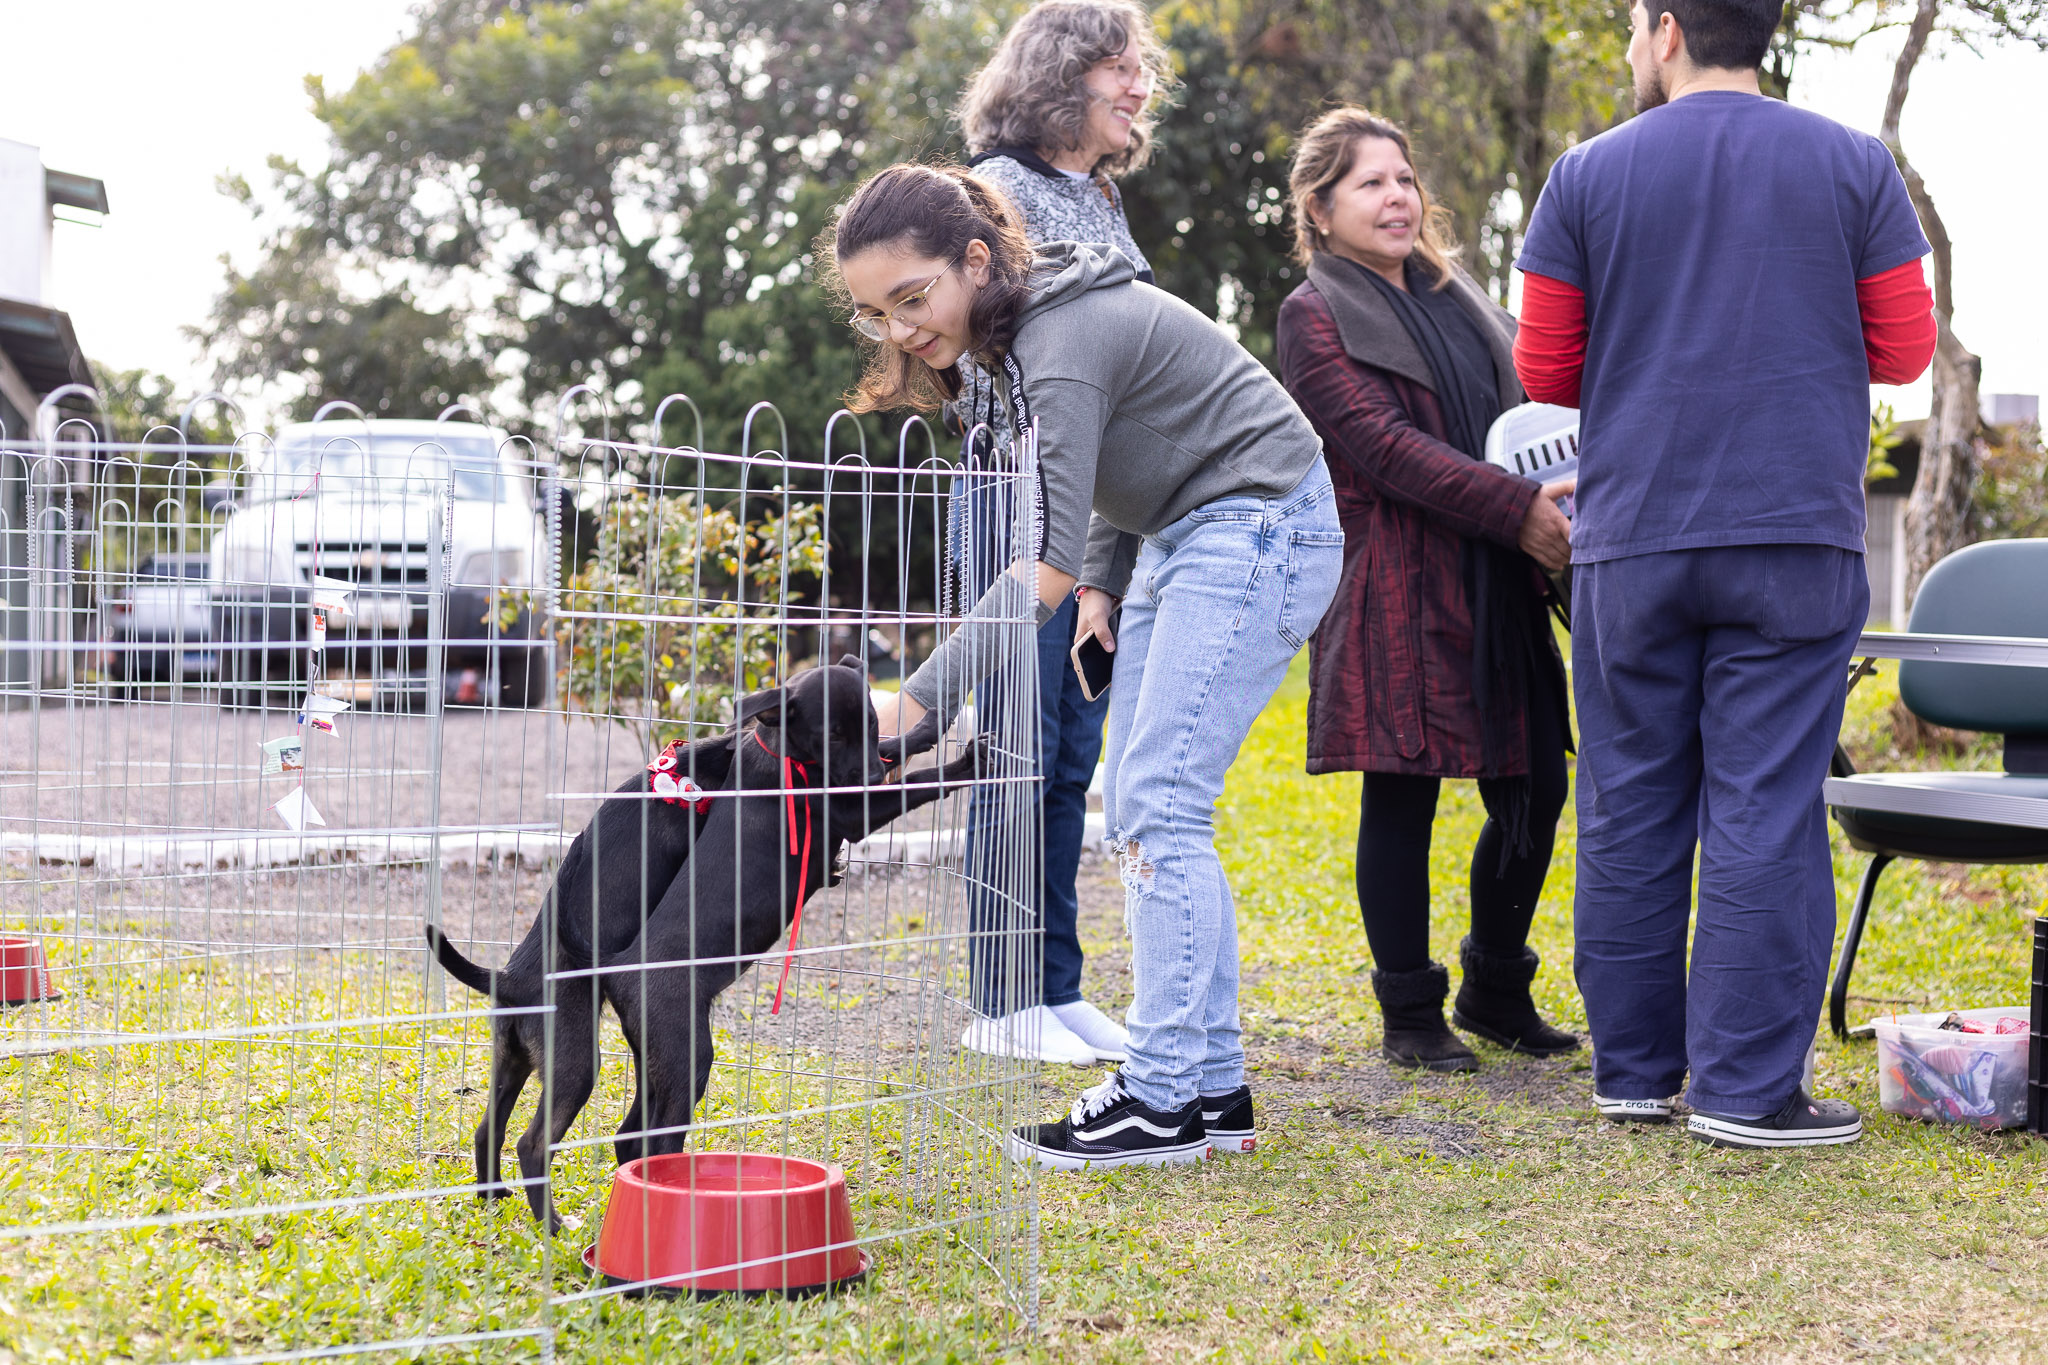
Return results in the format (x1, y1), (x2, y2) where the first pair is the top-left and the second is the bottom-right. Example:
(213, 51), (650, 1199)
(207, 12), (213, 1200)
(495, 642), (550, 708)
(264, 646), (307, 709)
(219, 635), (264, 710)
(220, 642), (307, 710)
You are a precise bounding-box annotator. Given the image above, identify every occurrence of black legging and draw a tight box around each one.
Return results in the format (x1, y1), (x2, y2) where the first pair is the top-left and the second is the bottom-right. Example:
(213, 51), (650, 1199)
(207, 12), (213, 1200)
(1354, 663), (1569, 972)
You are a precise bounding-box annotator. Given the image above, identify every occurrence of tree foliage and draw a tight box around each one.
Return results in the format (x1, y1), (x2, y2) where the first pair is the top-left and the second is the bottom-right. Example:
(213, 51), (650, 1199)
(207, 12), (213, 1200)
(1186, 0), (1632, 300)
(1123, 17), (1299, 360)
(91, 364), (235, 448)
(537, 486), (826, 739)
(1974, 419), (2048, 541)
(198, 0), (920, 454)
(203, 0), (1641, 441)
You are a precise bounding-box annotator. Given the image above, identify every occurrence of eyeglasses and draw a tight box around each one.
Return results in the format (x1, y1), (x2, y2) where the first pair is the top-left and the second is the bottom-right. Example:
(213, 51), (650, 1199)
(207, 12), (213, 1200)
(1095, 54), (1155, 94)
(849, 263), (956, 341)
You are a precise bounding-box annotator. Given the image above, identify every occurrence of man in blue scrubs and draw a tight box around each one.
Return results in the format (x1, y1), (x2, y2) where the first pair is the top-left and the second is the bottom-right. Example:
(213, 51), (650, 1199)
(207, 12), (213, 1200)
(1513, 0), (1934, 1145)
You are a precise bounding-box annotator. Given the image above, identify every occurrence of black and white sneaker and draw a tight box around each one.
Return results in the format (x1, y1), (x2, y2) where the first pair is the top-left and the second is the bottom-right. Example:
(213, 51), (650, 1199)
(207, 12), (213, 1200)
(1595, 1093), (1674, 1124)
(1201, 1085), (1258, 1156)
(1688, 1090), (1861, 1149)
(1006, 1071), (1210, 1171)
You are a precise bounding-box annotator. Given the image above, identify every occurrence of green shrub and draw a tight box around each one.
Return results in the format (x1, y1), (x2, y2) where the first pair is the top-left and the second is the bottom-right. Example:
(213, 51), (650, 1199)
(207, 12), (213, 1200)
(515, 487), (825, 740)
(1975, 418), (2047, 540)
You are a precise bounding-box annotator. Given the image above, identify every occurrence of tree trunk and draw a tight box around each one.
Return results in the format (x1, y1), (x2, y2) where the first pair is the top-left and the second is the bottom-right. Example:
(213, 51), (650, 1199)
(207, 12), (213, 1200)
(1884, 0), (1983, 600)
(1907, 317), (1984, 599)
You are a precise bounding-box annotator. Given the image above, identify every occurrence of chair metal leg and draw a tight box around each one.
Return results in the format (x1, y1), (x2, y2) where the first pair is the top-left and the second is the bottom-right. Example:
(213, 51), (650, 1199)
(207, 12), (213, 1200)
(1830, 854), (1892, 1038)
(2029, 915), (2046, 1137)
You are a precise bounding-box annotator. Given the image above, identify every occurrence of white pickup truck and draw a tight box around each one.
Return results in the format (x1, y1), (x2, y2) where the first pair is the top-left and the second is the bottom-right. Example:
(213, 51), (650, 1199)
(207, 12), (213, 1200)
(207, 419), (551, 707)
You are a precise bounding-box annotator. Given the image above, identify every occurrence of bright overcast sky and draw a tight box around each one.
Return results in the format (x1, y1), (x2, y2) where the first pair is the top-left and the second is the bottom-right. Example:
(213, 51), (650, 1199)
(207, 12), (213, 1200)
(0, 1), (2041, 424)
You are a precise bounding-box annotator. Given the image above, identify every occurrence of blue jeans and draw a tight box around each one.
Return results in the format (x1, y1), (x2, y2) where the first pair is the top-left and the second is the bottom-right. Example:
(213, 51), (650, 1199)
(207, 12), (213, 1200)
(1103, 461), (1343, 1110)
(965, 594), (1109, 1015)
(1572, 545), (1866, 1114)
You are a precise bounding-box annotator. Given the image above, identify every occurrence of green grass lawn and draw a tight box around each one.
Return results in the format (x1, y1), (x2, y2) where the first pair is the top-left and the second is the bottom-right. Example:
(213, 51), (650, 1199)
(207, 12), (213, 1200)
(1025, 656), (2048, 1364)
(2, 657), (2042, 1363)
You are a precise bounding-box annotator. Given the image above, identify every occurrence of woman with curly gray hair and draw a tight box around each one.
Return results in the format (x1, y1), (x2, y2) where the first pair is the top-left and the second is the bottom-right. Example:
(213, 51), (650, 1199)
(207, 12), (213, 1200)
(956, 0), (1174, 274)
(950, 0), (1176, 1075)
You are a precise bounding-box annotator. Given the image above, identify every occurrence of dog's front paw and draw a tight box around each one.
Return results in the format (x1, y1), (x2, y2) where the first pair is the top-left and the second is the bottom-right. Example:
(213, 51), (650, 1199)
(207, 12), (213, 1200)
(878, 707), (943, 769)
(955, 733), (997, 779)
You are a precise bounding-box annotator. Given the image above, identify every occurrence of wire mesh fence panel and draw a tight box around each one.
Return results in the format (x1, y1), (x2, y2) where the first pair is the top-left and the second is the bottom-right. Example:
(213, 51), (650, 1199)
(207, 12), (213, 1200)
(493, 409), (1043, 1358)
(0, 418), (560, 1362)
(0, 398), (1044, 1361)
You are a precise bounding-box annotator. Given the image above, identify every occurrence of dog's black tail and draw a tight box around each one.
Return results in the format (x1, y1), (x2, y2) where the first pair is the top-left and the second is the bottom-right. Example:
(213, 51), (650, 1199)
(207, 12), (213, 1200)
(424, 925), (530, 1004)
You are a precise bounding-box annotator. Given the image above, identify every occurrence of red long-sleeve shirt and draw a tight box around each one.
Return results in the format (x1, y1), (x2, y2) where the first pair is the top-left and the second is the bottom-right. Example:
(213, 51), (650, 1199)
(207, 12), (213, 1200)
(1512, 257), (1937, 407)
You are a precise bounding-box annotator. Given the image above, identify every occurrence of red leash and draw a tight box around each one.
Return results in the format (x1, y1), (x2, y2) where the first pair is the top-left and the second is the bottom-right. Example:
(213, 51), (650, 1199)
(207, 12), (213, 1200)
(755, 730), (813, 1015)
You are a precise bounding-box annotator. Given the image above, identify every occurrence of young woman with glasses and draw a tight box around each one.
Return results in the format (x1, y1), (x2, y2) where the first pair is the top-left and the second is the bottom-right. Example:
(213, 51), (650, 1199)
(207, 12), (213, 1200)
(822, 163), (1342, 1171)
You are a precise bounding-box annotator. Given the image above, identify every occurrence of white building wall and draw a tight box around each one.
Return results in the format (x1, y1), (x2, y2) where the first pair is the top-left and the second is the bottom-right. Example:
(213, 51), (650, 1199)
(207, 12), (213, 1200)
(1864, 491), (1908, 628)
(0, 137), (52, 305)
(1983, 393), (2039, 427)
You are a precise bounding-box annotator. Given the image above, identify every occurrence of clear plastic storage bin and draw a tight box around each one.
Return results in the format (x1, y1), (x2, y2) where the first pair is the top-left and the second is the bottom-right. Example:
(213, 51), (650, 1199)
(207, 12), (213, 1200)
(1873, 1006), (2031, 1130)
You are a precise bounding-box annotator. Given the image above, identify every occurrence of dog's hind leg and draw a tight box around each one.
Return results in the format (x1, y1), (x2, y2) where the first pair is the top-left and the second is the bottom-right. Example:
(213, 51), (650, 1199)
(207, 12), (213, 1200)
(513, 1006), (599, 1232)
(476, 1024), (532, 1199)
(515, 1065), (595, 1234)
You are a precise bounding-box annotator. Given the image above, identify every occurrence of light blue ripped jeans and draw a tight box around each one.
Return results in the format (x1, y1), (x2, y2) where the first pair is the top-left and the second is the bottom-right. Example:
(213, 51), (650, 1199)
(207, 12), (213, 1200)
(1101, 459), (1343, 1111)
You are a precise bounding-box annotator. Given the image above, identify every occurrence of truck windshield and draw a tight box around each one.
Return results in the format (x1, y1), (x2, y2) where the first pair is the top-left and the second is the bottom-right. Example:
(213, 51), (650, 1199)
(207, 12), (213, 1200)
(263, 434), (524, 503)
(138, 557), (210, 580)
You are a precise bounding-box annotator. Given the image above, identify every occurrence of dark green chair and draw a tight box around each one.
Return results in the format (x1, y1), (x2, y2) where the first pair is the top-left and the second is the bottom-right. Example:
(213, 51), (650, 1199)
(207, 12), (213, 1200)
(1824, 538), (2048, 1038)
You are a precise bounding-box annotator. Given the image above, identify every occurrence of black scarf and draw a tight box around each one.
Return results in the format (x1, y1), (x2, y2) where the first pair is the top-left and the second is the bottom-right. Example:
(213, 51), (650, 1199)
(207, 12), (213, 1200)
(1340, 256), (1551, 860)
(967, 146), (1066, 178)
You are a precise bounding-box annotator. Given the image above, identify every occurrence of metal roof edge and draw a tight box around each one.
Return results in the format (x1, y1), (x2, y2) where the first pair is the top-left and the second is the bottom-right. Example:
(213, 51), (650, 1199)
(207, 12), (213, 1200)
(45, 168), (110, 215)
(0, 298), (96, 398)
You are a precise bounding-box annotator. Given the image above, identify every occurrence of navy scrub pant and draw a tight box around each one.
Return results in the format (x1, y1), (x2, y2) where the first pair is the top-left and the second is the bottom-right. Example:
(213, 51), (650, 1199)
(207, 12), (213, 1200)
(1572, 544), (1865, 1115)
(965, 593), (1108, 1016)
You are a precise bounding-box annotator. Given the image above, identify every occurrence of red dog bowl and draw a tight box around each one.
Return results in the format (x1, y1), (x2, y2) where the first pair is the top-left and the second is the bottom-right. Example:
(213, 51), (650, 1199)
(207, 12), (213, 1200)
(586, 1152), (866, 1297)
(0, 938), (55, 1006)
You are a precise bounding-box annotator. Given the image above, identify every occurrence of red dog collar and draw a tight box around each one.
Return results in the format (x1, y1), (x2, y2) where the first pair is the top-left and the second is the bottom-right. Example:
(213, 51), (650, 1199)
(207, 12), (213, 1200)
(647, 740), (716, 813)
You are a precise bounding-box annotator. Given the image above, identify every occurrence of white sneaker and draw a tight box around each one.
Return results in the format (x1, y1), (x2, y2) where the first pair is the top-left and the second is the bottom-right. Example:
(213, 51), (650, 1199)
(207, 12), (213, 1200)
(960, 1005), (1097, 1066)
(1050, 1000), (1130, 1062)
(1594, 1093), (1674, 1124)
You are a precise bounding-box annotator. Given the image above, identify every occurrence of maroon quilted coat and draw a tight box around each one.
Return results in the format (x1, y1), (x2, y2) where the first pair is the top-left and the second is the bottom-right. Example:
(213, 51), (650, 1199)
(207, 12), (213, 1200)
(1277, 274), (1559, 778)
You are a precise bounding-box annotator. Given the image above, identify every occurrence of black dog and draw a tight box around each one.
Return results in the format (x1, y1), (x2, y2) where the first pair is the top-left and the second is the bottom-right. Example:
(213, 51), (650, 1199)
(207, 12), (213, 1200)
(426, 659), (958, 1228)
(600, 690), (986, 1191)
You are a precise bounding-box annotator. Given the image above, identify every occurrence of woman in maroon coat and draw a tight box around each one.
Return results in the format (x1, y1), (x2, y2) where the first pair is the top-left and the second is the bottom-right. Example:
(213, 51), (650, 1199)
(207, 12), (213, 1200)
(1275, 107), (1579, 1071)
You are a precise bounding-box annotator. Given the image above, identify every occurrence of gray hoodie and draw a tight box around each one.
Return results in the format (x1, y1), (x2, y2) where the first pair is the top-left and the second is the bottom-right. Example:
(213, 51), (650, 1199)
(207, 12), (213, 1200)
(1008, 242), (1323, 596)
(899, 242), (1324, 719)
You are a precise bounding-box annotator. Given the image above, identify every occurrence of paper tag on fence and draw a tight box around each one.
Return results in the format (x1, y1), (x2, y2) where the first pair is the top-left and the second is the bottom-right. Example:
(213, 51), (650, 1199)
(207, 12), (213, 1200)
(273, 785), (327, 831)
(310, 575), (355, 618)
(300, 693), (352, 735)
(309, 608), (328, 651)
(261, 736), (305, 775)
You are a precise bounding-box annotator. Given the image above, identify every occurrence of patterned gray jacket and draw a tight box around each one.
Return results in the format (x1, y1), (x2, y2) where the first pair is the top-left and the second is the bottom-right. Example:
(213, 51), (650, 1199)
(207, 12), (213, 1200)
(953, 149), (1153, 451)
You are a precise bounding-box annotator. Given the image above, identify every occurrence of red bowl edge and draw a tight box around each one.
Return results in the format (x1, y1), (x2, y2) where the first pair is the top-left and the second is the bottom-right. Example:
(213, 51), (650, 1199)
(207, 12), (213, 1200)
(581, 1240), (868, 1294)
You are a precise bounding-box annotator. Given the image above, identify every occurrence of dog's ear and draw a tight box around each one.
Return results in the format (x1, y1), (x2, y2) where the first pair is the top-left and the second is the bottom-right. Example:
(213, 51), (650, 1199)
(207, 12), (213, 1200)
(836, 653), (864, 672)
(735, 686), (786, 728)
